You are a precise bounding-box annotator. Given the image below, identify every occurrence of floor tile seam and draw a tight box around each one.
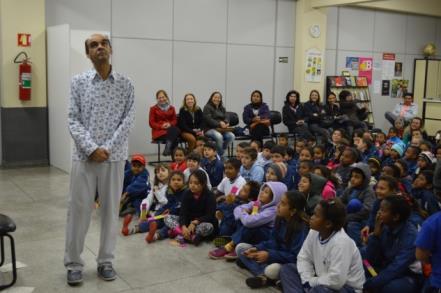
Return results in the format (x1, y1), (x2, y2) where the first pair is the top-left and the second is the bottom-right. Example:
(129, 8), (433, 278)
(9, 178), (37, 202)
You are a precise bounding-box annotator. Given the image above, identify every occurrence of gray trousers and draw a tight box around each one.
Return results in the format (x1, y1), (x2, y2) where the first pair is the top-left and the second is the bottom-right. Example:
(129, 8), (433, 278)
(64, 161), (125, 271)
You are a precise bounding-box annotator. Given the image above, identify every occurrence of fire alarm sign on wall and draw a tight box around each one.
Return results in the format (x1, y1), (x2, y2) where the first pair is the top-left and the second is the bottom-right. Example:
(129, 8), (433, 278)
(17, 33), (31, 47)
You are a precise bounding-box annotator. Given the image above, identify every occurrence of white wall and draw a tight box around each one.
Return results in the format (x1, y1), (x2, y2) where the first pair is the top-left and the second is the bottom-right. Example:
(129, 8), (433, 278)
(111, 0), (295, 155)
(325, 7), (441, 131)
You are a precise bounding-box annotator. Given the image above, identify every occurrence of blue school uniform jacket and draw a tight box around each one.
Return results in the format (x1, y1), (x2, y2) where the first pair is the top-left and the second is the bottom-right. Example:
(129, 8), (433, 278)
(201, 157), (224, 187)
(254, 219), (308, 264)
(362, 220), (417, 290)
(412, 188), (441, 216)
(155, 187), (187, 216)
(123, 168), (151, 200)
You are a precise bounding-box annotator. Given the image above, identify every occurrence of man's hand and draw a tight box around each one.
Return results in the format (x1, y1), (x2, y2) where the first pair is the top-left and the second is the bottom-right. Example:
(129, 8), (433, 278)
(89, 148), (109, 162)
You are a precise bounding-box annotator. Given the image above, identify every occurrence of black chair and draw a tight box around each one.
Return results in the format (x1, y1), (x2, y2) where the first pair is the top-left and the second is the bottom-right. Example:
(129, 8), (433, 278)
(268, 110), (282, 138)
(0, 214), (17, 290)
(149, 137), (186, 166)
(225, 111), (250, 158)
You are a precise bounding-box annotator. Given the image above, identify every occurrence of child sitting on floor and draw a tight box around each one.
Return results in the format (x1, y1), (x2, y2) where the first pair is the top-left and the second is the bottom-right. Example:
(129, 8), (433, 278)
(298, 173), (326, 216)
(119, 154), (151, 217)
(215, 180), (260, 240)
(280, 198), (365, 293)
(341, 163), (375, 247)
(362, 195), (419, 293)
(313, 165), (338, 200)
(236, 191), (309, 289)
(265, 162), (288, 182)
(201, 141), (224, 187)
(216, 158), (247, 198)
(164, 170), (217, 246)
(412, 170), (440, 216)
(170, 147), (187, 172)
(416, 211), (441, 293)
(183, 151), (212, 190)
(208, 182), (287, 260)
(256, 140), (275, 169)
(139, 163), (170, 217)
(240, 147), (265, 182)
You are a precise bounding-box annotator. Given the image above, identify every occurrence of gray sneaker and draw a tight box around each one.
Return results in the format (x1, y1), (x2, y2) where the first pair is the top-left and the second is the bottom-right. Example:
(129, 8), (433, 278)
(97, 263), (116, 281)
(67, 270), (83, 286)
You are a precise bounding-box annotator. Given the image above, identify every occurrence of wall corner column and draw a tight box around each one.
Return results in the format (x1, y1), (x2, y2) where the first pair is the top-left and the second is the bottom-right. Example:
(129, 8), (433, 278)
(293, 0), (328, 101)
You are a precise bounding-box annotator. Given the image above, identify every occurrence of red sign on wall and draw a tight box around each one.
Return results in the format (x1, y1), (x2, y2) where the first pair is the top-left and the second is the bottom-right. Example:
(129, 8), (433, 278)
(17, 33), (31, 47)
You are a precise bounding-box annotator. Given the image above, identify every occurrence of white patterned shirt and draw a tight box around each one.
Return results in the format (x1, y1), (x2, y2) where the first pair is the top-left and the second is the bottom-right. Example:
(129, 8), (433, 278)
(68, 68), (135, 161)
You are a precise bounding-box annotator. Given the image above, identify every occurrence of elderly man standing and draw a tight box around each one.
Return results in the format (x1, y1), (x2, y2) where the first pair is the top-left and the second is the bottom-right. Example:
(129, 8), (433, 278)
(64, 34), (135, 286)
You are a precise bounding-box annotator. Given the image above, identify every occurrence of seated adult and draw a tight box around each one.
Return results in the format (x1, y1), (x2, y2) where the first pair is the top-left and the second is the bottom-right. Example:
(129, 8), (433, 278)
(401, 117), (428, 145)
(203, 91), (235, 156)
(149, 89), (180, 156)
(242, 90), (270, 141)
(178, 93), (204, 152)
(385, 92), (418, 126)
(282, 90), (312, 139)
(339, 90), (368, 137)
(303, 90), (330, 143)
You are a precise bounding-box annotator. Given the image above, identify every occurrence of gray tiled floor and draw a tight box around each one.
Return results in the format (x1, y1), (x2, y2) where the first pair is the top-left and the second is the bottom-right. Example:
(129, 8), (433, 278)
(0, 165), (277, 292)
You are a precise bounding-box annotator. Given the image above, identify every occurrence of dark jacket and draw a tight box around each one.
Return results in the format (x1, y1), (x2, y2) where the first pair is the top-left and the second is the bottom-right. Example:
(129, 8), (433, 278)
(178, 107), (204, 135)
(303, 101), (326, 124)
(324, 103), (341, 118)
(305, 173), (326, 215)
(242, 103), (270, 126)
(412, 188), (441, 216)
(201, 157), (224, 187)
(282, 103), (306, 130)
(123, 169), (150, 200)
(335, 164), (353, 192)
(341, 163), (375, 222)
(203, 102), (228, 130)
(156, 187), (187, 216)
(179, 188), (217, 229)
(339, 100), (367, 122)
(362, 221), (417, 290)
(255, 220), (308, 264)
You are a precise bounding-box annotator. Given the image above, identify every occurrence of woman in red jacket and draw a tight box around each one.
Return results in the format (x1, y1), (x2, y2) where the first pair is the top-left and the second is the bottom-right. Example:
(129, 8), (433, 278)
(149, 90), (180, 156)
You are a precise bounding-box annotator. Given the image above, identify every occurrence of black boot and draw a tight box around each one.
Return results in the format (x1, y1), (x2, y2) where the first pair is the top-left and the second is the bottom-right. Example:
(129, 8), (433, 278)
(162, 141), (173, 156)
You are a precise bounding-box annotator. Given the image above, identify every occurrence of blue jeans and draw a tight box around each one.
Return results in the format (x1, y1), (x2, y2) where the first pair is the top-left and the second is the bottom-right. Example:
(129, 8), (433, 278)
(366, 275), (419, 293)
(231, 222), (271, 245)
(236, 243), (282, 279)
(205, 129), (235, 156)
(280, 263), (356, 293)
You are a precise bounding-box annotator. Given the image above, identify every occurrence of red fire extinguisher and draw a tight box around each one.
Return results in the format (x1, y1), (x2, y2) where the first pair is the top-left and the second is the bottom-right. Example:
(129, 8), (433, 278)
(14, 52), (31, 101)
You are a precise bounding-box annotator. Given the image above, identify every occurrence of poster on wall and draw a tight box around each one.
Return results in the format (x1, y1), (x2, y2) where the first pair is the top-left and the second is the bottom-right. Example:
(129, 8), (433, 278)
(382, 80), (390, 96)
(305, 48), (323, 83)
(382, 53), (395, 80)
(394, 62), (403, 77)
(391, 79), (409, 98)
(359, 57), (373, 85)
(345, 57), (359, 73)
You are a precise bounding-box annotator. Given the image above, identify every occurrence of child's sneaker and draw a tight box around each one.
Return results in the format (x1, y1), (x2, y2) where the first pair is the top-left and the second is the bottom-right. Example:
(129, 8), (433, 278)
(146, 221), (158, 243)
(224, 250), (238, 260)
(191, 234), (202, 246)
(121, 214), (133, 236)
(208, 247), (228, 259)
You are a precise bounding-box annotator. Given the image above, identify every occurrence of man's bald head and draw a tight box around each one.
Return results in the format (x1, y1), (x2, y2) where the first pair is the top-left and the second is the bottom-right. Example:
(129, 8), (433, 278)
(84, 34), (111, 55)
